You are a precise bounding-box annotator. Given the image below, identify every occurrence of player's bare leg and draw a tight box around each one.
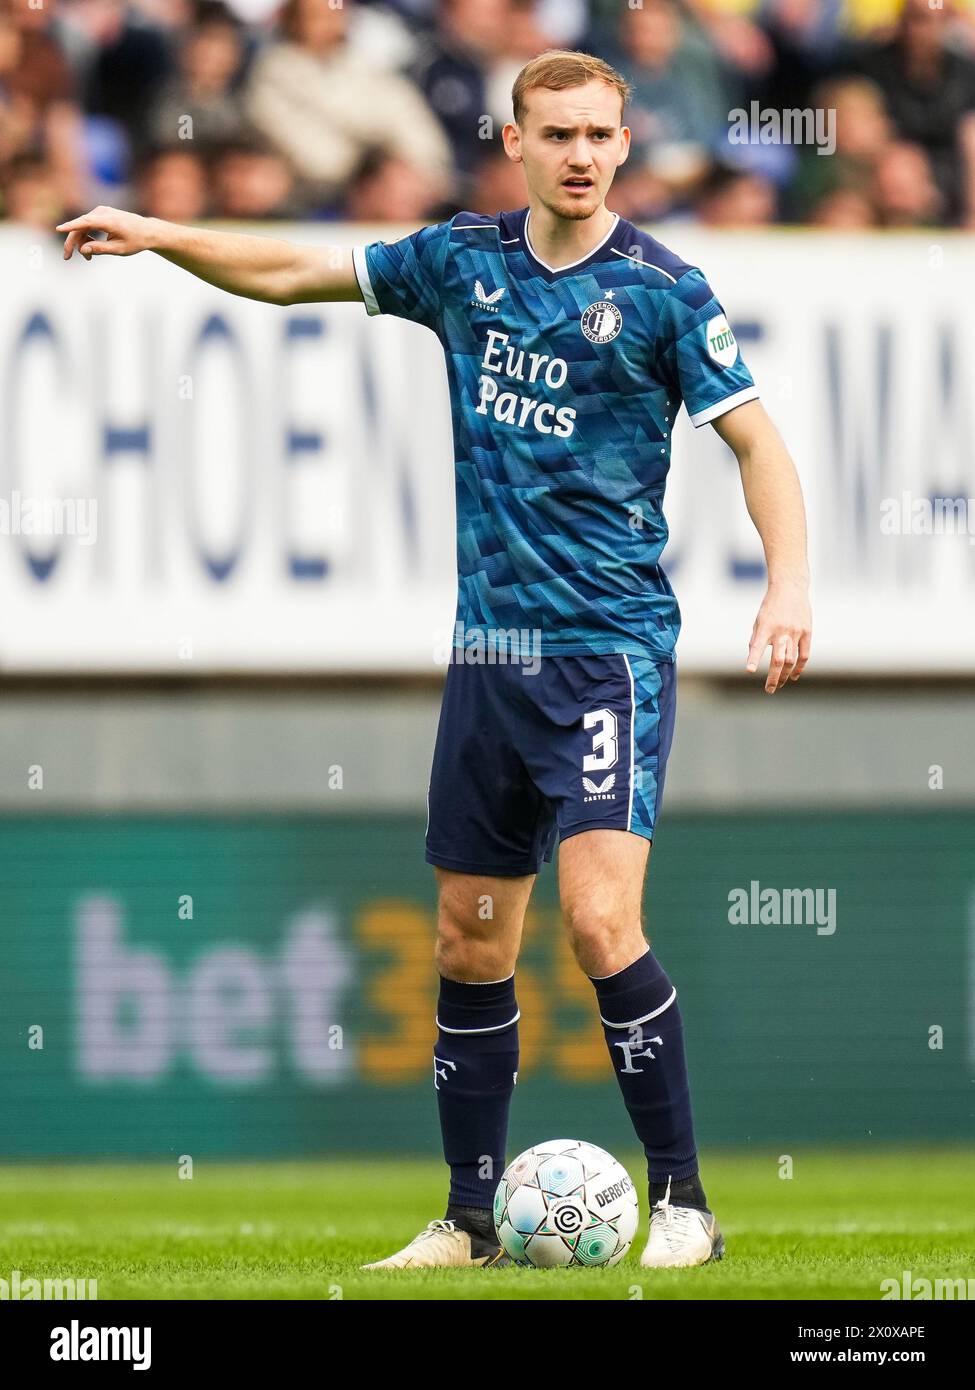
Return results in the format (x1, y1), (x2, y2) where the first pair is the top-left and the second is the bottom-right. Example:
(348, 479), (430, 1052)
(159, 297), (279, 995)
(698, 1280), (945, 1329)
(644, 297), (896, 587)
(559, 827), (649, 976)
(434, 867), (530, 981)
(559, 828), (724, 1268)
(361, 869), (532, 1270)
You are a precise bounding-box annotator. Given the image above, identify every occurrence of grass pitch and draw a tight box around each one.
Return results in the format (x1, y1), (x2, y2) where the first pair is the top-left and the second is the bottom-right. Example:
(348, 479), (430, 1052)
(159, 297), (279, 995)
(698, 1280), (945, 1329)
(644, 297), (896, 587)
(0, 1148), (971, 1301)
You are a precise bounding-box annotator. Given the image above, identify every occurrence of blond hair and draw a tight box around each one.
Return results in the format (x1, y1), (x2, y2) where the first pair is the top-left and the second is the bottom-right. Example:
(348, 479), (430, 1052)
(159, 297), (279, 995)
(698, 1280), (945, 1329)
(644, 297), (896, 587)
(511, 50), (631, 126)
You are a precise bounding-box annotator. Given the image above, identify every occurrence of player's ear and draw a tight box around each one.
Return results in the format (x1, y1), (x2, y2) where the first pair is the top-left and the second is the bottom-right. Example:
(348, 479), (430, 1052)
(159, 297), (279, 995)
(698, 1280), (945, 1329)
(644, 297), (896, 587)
(617, 126), (631, 168)
(501, 122), (523, 162)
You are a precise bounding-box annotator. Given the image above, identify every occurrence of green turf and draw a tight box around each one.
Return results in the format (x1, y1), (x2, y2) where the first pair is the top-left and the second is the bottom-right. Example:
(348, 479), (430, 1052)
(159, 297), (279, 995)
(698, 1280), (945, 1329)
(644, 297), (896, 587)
(0, 1149), (971, 1300)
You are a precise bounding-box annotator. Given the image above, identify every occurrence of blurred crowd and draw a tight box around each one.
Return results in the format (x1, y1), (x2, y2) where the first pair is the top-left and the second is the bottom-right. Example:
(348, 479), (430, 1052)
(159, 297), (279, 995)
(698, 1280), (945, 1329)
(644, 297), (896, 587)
(4, 0), (975, 233)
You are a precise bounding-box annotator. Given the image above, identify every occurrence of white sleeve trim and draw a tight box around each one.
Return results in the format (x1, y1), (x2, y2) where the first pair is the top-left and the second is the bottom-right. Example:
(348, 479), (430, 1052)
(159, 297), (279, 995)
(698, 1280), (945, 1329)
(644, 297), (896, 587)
(352, 245), (381, 316)
(688, 385), (759, 428)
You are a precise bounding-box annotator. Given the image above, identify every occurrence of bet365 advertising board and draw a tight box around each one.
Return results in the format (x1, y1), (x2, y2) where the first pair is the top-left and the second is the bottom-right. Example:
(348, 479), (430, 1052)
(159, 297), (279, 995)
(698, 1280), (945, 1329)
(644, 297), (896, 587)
(1, 811), (971, 1158)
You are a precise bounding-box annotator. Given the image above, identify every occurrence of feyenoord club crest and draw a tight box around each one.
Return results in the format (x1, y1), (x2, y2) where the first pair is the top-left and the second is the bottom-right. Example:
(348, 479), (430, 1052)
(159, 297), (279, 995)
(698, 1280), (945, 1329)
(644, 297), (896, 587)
(580, 299), (623, 343)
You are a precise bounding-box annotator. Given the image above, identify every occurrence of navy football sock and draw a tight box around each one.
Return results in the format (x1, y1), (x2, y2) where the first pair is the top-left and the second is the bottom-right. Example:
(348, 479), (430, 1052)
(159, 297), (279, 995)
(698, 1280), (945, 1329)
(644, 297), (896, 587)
(649, 1173), (709, 1211)
(590, 947), (700, 1186)
(435, 974), (519, 1210)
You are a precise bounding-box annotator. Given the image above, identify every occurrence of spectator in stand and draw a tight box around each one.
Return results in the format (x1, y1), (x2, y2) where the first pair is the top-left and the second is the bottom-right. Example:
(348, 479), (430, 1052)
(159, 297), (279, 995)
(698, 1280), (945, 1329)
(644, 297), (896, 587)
(856, 0), (975, 224)
(341, 146), (445, 222)
(245, 0), (452, 207)
(787, 76), (892, 222)
(210, 132), (302, 218)
(0, 0), (87, 211)
(134, 141), (209, 220)
(680, 0), (775, 90)
(410, 0), (510, 193)
(486, 0), (566, 110)
(844, 0), (975, 43)
(870, 139), (943, 226)
(9, 0), (975, 229)
(694, 163), (778, 225)
(467, 145), (528, 217)
(1, 151), (66, 230)
(810, 186), (878, 228)
(150, 2), (250, 148)
(605, 163), (675, 223)
(80, 0), (177, 153)
(603, 0), (735, 194)
(754, 0), (850, 114)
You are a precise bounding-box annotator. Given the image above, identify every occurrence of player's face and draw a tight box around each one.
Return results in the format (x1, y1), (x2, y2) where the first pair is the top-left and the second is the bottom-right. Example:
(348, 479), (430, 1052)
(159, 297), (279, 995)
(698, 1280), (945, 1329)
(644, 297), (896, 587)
(505, 81), (630, 222)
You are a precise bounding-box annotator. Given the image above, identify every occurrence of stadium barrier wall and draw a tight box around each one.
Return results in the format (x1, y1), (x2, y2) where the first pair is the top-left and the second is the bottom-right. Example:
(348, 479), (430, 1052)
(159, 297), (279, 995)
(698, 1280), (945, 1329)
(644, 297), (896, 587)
(2, 685), (975, 811)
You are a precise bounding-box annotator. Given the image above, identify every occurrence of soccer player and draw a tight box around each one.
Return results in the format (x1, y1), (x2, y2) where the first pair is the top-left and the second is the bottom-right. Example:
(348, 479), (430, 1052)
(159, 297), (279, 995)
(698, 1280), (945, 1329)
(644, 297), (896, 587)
(58, 49), (811, 1271)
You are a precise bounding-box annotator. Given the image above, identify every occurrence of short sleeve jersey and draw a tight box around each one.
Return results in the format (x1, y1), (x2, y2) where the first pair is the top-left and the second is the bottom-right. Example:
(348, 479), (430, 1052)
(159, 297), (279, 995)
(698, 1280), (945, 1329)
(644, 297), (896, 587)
(353, 208), (758, 660)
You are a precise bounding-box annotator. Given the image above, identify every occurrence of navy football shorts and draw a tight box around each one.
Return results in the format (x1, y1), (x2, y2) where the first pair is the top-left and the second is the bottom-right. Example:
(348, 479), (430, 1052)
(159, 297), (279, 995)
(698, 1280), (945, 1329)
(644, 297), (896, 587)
(425, 651), (677, 877)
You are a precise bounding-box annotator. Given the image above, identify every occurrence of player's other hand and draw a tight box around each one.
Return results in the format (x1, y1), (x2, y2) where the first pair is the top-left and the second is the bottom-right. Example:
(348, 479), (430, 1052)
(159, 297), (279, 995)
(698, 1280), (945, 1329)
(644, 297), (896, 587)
(746, 578), (812, 694)
(56, 206), (156, 261)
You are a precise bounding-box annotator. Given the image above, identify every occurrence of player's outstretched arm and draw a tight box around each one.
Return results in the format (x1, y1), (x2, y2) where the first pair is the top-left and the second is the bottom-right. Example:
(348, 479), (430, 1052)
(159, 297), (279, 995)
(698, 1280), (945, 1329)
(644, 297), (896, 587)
(711, 399), (812, 694)
(56, 206), (361, 308)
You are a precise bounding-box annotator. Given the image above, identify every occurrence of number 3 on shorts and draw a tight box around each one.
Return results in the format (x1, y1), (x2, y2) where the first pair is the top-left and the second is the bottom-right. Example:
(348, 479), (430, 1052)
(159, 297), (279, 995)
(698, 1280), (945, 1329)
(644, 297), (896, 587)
(583, 708), (618, 772)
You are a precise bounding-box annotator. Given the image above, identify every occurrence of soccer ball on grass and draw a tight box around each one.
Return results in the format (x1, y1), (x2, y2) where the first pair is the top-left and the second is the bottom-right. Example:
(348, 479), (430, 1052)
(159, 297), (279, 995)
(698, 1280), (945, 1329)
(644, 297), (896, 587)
(493, 1138), (639, 1268)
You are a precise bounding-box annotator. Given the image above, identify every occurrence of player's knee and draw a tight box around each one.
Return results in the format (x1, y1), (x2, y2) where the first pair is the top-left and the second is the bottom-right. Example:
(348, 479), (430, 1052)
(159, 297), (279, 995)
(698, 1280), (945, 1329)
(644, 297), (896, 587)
(562, 900), (640, 975)
(434, 919), (470, 976)
(563, 901), (616, 957)
(435, 939), (511, 981)
(435, 914), (508, 981)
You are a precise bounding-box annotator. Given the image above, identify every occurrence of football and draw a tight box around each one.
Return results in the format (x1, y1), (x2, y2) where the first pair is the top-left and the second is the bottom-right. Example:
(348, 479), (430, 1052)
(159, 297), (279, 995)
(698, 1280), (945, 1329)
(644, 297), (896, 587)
(493, 1138), (639, 1268)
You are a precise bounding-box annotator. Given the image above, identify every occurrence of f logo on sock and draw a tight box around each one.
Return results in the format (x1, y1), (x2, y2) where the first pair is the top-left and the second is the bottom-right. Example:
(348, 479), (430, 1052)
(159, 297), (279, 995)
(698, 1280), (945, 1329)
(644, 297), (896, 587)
(612, 1035), (663, 1074)
(433, 1055), (457, 1089)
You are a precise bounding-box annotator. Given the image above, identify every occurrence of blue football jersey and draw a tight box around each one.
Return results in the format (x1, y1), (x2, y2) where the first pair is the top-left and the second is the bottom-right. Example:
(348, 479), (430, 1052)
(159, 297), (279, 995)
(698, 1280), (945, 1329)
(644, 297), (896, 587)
(353, 208), (758, 660)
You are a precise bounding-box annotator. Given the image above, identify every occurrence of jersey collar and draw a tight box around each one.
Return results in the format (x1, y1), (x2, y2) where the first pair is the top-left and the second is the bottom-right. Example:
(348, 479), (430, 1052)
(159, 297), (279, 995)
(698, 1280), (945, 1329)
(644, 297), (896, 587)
(516, 206), (626, 281)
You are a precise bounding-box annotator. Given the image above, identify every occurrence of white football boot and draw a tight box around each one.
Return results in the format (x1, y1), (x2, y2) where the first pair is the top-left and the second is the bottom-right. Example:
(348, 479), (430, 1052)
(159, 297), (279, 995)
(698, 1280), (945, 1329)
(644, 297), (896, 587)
(640, 1176), (725, 1269)
(361, 1218), (507, 1270)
